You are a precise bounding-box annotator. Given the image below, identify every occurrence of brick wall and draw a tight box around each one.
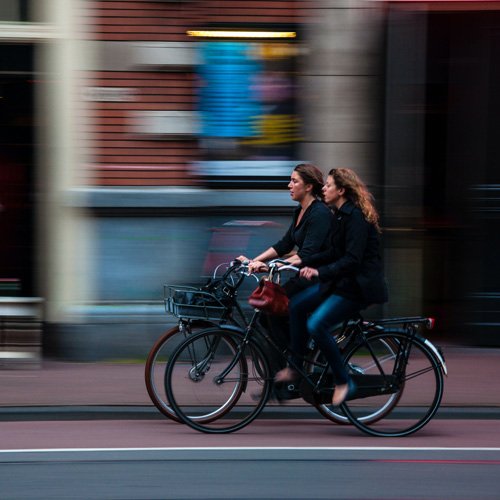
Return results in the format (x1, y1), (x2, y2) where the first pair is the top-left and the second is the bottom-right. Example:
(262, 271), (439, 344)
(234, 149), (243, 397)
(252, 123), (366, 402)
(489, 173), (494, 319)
(80, 70), (200, 186)
(78, 0), (305, 186)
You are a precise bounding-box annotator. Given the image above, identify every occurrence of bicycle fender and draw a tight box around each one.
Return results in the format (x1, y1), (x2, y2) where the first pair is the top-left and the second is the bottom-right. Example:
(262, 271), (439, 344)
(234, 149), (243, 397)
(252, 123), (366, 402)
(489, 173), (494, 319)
(423, 338), (448, 376)
(381, 328), (448, 377)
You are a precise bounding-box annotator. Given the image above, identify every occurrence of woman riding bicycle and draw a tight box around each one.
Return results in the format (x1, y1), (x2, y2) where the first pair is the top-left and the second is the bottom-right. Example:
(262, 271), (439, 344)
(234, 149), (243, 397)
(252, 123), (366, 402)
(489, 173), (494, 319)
(238, 164), (333, 380)
(275, 168), (389, 407)
(238, 163), (333, 298)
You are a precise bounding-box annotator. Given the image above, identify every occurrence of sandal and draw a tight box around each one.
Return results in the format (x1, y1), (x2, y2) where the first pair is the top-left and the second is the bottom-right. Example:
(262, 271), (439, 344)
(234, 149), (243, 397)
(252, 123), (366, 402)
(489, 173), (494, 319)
(274, 367), (300, 384)
(332, 378), (357, 406)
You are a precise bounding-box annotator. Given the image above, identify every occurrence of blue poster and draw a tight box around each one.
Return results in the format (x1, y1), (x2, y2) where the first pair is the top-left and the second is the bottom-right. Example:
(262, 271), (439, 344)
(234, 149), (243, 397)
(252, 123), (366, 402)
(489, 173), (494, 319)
(197, 42), (263, 138)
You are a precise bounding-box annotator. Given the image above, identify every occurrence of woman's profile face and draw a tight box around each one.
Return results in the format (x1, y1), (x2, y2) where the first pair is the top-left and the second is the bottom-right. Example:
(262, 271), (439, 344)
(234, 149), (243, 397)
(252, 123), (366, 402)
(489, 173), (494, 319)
(288, 171), (310, 202)
(323, 175), (343, 206)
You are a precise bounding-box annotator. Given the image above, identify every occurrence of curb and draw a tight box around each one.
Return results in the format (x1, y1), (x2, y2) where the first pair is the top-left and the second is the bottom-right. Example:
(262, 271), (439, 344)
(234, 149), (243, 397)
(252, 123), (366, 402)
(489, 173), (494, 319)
(0, 405), (499, 422)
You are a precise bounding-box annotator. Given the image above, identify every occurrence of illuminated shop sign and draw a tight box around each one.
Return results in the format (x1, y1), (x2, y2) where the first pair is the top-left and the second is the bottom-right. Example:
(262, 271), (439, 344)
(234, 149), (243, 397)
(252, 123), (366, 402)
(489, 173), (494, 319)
(188, 30), (296, 38)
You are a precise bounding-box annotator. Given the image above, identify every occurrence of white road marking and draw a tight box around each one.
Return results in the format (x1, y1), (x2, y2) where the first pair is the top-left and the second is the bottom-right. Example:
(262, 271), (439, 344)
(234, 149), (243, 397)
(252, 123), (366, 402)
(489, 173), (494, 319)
(1, 446), (500, 453)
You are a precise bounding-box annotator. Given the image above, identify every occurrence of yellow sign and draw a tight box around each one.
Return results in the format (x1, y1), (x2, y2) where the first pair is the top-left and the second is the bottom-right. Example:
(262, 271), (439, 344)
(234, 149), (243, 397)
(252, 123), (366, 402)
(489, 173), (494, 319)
(242, 115), (302, 145)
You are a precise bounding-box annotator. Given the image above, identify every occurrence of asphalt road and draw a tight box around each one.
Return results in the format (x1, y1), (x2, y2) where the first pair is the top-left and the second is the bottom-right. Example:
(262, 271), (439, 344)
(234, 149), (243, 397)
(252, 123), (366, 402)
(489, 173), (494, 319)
(1, 417), (500, 499)
(1, 447), (499, 499)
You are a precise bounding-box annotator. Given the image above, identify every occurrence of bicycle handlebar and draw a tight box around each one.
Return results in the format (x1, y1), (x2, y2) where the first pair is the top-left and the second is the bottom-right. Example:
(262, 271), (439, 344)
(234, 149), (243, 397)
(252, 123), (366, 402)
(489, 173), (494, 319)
(231, 258), (299, 274)
(267, 259), (300, 273)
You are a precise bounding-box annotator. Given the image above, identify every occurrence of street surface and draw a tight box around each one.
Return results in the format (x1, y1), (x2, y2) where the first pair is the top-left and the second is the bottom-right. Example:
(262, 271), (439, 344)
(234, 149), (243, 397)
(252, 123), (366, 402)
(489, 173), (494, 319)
(1, 416), (500, 499)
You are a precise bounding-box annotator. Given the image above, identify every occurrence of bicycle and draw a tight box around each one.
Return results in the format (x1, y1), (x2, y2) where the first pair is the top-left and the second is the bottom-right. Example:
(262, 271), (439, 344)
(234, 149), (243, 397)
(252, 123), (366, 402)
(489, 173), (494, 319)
(164, 260), (448, 437)
(146, 260), (384, 426)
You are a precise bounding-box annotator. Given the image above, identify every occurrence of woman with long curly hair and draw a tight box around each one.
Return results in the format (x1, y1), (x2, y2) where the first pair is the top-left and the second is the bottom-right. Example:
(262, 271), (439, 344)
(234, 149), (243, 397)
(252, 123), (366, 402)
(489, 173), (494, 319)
(275, 168), (388, 407)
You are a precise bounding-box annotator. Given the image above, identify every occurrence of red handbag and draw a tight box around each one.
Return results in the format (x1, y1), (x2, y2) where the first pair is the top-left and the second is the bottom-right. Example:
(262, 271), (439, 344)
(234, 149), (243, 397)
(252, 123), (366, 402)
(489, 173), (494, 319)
(248, 278), (289, 316)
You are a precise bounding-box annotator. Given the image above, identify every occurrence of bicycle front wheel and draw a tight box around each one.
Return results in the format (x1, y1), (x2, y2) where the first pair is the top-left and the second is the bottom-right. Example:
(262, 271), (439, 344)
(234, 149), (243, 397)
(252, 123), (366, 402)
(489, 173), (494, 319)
(145, 322), (214, 422)
(341, 331), (444, 437)
(165, 328), (272, 433)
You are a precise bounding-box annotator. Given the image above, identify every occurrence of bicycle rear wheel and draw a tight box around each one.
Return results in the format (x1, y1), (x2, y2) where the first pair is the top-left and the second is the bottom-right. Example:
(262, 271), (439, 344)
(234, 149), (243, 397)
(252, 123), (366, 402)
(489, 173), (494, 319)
(307, 334), (402, 425)
(165, 328), (272, 433)
(145, 322), (214, 422)
(341, 331), (444, 437)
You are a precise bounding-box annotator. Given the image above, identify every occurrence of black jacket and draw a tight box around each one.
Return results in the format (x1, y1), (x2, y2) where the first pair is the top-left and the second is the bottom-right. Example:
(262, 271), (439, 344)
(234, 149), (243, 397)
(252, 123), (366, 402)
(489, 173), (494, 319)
(272, 199), (333, 260)
(301, 200), (388, 305)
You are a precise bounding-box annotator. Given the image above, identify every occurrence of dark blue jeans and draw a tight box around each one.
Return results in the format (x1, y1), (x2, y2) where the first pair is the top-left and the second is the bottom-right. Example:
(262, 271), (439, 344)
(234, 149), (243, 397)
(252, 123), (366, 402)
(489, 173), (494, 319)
(289, 283), (367, 386)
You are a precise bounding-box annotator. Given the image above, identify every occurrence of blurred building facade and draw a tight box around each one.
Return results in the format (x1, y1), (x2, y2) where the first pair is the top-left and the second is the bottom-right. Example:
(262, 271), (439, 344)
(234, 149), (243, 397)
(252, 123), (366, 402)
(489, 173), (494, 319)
(1, 0), (499, 361)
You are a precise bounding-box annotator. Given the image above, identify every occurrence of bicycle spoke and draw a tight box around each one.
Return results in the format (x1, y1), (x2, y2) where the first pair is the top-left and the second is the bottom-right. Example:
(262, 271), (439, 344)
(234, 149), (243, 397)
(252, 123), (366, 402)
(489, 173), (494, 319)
(402, 365), (437, 382)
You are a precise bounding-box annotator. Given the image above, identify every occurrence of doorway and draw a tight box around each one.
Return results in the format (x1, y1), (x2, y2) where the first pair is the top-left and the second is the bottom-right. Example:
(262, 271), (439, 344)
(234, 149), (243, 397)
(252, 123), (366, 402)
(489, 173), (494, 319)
(0, 44), (35, 297)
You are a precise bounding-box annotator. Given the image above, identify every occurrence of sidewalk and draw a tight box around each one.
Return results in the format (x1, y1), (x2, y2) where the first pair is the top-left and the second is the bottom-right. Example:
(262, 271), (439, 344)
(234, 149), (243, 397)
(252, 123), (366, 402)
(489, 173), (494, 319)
(0, 344), (499, 415)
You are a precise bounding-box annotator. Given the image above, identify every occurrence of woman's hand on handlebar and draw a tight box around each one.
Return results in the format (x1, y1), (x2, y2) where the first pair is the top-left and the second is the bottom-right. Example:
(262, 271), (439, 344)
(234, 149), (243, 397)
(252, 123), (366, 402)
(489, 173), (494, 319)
(285, 254), (302, 267)
(300, 266), (319, 281)
(247, 260), (268, 275)
(234, 256), (268, 275)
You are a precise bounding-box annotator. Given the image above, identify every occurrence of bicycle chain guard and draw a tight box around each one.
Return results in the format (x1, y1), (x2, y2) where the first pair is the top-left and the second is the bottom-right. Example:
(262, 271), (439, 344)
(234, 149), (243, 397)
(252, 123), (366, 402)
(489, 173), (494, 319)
(300, 370), (401, 405)
(299, 373), (334, 405)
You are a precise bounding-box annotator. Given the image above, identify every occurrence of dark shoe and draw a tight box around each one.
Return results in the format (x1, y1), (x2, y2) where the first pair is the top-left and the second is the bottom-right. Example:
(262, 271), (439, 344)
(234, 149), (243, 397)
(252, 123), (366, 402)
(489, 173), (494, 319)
(251, 386), (288, 403)
(252, 369), (301, 402)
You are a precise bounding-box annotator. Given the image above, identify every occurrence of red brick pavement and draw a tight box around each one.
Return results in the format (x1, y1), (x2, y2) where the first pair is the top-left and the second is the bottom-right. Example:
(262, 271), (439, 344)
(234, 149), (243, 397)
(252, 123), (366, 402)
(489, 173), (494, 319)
(0, 344), (498, 408)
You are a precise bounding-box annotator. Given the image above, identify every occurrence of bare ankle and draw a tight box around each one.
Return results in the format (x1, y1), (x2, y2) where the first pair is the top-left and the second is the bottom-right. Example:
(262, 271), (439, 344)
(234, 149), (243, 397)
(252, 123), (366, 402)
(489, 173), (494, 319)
(275, 367), (298, 383)
(332, 383), (349, 406)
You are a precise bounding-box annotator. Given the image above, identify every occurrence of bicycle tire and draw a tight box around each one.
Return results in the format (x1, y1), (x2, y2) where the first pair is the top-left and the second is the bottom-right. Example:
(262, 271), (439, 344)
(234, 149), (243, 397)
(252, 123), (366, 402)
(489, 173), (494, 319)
(165, 327), (272, 433)
(340, 331), (444, 437)
(307, 333), (403, 425)
(145, 321), (214, 423)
